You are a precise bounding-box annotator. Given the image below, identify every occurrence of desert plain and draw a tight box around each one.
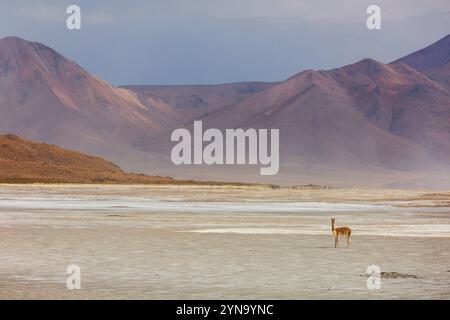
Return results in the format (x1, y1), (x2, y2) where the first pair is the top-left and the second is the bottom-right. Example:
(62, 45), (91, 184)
(0, 184), (449, 299)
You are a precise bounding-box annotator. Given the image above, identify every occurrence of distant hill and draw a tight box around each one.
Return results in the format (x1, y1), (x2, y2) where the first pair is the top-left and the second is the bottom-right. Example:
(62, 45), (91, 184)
(0, 134), (176, 184)
(0, 134), (258, 185)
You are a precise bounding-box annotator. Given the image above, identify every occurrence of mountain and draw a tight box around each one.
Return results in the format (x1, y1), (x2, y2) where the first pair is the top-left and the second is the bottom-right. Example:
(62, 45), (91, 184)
(122, 82), (275, 126)
(328, 58), (450, 163)
(0, 36), (275, 172)
(191, 59), (442, 170)
(175, 54), (450, 159)
(0, 134), (175, 183)
(0, 36), (169, 165)
(1, 35), (450, 187)
(393, 34), (450, 89)
(151, 36), (450, 185)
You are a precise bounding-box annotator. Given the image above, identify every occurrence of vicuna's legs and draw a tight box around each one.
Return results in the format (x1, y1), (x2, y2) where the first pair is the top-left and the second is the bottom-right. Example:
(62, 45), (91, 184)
(346, 234), (351, 248)
(346, 229), (352, 248)
(335, 236), (338, 248)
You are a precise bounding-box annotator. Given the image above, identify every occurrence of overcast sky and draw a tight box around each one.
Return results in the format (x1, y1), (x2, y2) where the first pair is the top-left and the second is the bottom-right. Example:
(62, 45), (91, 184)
(1, 0), (449, 85)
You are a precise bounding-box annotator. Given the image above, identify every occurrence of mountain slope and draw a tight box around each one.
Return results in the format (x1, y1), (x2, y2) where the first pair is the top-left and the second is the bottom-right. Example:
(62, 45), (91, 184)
(0, 36), (174, 166)
(326, 59), (450, 162)
(189, 59), (445, 170)
(393, 34), (450, 89)
(0, 134), (175, 183)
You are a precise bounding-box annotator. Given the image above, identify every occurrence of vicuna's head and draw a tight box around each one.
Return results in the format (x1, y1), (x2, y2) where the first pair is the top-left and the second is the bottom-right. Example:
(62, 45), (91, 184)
(331, 218), (335, 225)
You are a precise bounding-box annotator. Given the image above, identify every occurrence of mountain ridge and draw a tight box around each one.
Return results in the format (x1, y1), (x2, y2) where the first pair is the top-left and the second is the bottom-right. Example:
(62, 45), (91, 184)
(1, 34), (449, 186)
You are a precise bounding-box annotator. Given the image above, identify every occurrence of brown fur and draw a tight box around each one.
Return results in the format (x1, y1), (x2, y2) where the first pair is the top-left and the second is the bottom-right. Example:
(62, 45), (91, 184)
(331, 218), (352, 248)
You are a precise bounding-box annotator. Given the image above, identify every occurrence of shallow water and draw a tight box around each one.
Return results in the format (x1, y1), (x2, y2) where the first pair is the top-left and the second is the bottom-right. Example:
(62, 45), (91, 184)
(0, 184), (449, 299)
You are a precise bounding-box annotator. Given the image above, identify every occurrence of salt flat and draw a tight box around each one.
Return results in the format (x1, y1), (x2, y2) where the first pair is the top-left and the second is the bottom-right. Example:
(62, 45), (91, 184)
(0, 184), (449, 299)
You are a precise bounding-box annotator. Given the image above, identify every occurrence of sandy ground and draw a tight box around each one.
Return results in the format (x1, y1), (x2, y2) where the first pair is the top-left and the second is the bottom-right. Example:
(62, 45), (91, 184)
(0, 184), (449, 299)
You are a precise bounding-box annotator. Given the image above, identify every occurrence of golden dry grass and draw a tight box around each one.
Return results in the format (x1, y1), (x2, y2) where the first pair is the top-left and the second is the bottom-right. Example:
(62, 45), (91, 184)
(0, 134), (255, 185)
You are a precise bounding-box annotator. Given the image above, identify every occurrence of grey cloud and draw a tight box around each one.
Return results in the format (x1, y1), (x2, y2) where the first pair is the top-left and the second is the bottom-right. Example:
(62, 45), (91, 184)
(0, 1), (448, 85)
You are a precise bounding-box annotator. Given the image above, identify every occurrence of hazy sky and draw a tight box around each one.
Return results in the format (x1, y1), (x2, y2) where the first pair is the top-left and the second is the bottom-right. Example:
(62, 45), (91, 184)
(1, 0), (449, 85)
